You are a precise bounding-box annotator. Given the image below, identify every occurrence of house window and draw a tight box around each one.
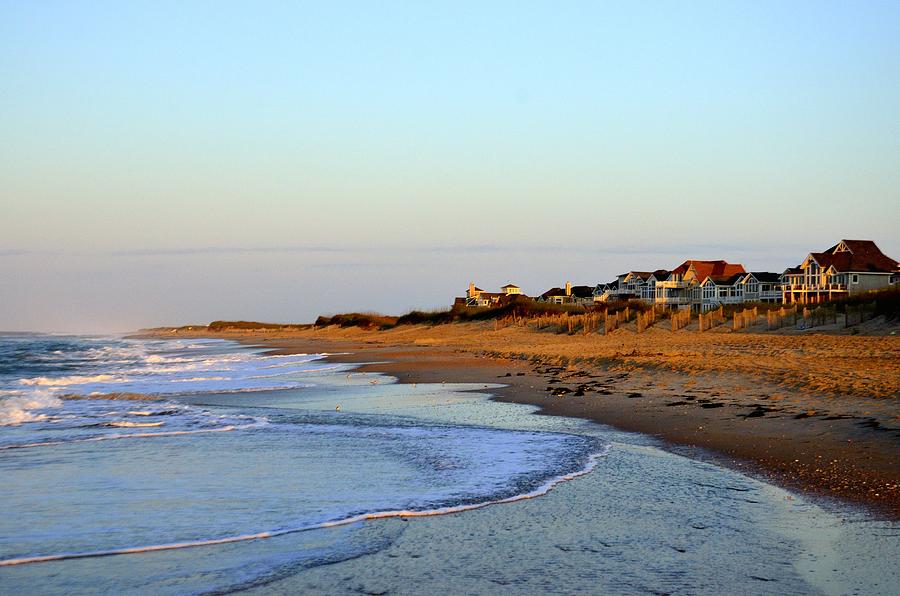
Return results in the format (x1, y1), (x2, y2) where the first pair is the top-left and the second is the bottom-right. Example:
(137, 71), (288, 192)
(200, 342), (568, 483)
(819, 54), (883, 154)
(851, 274), (859, 284)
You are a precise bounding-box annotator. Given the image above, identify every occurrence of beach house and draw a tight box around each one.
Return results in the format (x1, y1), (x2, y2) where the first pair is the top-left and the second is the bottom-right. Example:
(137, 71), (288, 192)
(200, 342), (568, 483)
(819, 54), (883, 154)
(655, 260), (746, 310)
(740, 272), (783, 303)
(463, 282), (529, 307)
(619, 272), (651, 300)
(568, 285), (596, 305)
(593, 280), (620, 303)
(539, 285), (569, 304)
(641, 270), (670, 302)
(537, 282), (594, 305)
(782, 240), (899, 304)
(616, 271), (671, 303)
(464, 283), (500, 307)
(501, 284), (523, 296)
(699, 273), (746, 310)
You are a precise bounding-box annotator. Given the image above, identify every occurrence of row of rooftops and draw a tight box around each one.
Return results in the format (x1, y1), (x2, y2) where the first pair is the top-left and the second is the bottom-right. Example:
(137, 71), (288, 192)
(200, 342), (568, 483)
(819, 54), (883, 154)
(599, 263), (778, 290)
(539, 284), (595, 300)
(467, 282), (594, 301)
(466, 240), (898, 299)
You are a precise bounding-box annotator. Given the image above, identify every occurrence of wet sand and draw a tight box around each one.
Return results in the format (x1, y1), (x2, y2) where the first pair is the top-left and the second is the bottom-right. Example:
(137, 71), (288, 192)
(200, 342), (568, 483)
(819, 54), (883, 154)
(139, 324), (900, 517)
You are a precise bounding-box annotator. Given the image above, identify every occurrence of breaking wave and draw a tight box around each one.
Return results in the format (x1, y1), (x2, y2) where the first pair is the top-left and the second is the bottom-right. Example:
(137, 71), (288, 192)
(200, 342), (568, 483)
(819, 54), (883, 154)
(0, 392), (62, 426)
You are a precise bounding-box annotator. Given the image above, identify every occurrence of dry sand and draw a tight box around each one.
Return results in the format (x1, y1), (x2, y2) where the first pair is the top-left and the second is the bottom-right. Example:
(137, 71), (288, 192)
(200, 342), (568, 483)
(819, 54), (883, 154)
(142, 323), (900, 517)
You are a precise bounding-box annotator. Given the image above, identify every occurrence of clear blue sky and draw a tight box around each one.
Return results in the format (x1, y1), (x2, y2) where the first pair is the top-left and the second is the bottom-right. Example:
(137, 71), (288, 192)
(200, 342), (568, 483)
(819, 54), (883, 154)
(2, 1), (899, 331)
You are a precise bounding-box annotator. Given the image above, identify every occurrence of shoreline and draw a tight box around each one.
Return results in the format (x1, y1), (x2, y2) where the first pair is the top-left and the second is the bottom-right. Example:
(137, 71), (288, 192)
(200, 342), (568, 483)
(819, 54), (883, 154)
(137, 326), (900, 519)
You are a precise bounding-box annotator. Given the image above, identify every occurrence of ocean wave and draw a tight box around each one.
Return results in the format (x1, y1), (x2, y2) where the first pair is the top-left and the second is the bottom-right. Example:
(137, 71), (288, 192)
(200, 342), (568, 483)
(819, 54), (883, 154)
(127, 410), (179, 416)
(0, 444), (609, 567)
(0, 392), (62, 426)
(62, 392), (160, 401)
(0, 424), (250, 451)
(163, 383), (316, 396)
(18, 374), (125, 387)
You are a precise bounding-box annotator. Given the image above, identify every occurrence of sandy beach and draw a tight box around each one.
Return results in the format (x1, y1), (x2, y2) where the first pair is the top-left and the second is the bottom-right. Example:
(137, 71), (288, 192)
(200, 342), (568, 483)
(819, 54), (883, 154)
(143, 323), (900, 517)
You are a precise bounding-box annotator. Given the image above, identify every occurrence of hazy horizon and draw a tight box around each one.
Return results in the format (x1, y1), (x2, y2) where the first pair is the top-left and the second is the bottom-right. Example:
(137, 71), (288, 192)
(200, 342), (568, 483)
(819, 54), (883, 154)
(3, 2), (899, 332)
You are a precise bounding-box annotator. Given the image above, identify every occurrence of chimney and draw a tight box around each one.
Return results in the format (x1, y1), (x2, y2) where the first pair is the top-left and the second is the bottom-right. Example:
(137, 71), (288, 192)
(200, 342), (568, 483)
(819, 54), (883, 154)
(565, 281), (571, 296)
(468, 282), (476, 298)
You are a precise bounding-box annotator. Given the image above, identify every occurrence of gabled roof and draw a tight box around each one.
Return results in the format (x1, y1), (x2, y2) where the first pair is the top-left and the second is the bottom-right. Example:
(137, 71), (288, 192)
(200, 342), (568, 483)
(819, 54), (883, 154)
(702, 273), (746, 286)
(569, 285), (595, 299)
(626, 270), (670, 282)
(541, 287), (568, 298)
(501, 283), (520, 289)
(744, 271), (781, 283)
(672, 260), (746, 280)
(807, 239), (898, 273)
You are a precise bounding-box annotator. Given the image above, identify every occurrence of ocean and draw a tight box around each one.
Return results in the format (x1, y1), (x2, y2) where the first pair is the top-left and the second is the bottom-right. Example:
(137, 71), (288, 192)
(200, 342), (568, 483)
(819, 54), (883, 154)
(0, 333), (896, 594)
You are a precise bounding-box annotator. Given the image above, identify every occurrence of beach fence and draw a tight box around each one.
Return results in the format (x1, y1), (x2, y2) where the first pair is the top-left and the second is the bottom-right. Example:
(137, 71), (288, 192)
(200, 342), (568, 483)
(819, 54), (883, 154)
(604, 307), (632, 335)
(515, 311), (604, 335)
(698, 306), (725, 332)
(766, 305), (798, 330)
(670, 308), (692, 332)
(732, 307), (759, 331)
(522, 312), (569, 333)
(518, 305), (647, 335)
(800, 305), (838, 329)
(581, 311), (602, 335)
(844, 302), (877, 328)
(635, 306), (661, 333)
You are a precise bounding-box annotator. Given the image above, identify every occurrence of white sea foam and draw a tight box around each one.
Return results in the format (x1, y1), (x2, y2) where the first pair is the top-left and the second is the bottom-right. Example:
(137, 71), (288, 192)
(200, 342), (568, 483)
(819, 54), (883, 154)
(0, 445), (610, 567)
(0, 392), (62, 425)
(127, 409), (179, 416)
(0, 425), (247, 450)
(18, 374), (124, 387)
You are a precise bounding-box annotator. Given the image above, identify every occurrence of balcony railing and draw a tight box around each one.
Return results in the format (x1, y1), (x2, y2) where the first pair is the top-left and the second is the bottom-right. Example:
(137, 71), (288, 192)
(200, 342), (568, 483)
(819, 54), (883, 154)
(656, 280), (689, 289)
(784, 283), (847, 292)
(655, 296), (692, 305)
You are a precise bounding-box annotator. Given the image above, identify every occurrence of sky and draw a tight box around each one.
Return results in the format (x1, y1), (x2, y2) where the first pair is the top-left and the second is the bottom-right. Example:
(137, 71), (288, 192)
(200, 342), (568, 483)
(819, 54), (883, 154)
(2, 1), (899, 332)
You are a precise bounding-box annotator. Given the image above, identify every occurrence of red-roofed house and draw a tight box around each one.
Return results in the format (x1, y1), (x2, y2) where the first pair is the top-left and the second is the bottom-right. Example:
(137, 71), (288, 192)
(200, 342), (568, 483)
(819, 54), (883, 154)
(655, 260), (747, 309)
(783, 240), (899, 304)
